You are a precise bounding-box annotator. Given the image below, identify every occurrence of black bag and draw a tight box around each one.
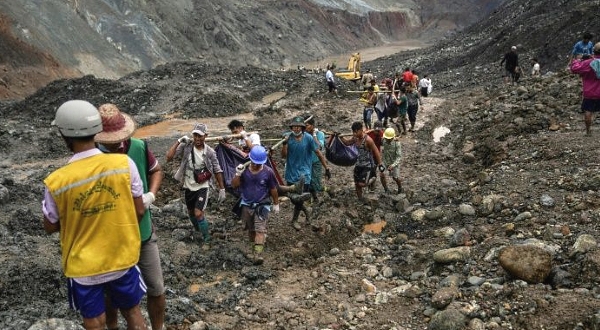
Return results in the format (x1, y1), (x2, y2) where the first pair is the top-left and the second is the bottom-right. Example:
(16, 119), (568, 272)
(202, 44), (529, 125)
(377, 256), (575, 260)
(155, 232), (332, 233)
(325, 134), (358, 167)
(191, 149), (212, 184)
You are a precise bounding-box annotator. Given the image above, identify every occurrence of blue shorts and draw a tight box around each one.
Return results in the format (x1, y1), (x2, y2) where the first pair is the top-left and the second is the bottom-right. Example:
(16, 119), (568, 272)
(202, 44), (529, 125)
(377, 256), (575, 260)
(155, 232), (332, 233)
(581, 99), (600, 113)
(67, 266), (146, 318)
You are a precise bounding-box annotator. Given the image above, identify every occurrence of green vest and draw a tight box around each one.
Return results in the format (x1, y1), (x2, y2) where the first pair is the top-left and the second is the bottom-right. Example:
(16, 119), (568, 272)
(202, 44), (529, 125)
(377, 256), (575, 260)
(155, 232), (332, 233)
(128, 138), (152, 241)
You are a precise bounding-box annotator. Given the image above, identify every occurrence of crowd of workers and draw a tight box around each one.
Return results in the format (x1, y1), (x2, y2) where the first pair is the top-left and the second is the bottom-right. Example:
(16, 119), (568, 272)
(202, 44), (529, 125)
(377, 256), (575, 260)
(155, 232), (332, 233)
(39, 30), (600, 329)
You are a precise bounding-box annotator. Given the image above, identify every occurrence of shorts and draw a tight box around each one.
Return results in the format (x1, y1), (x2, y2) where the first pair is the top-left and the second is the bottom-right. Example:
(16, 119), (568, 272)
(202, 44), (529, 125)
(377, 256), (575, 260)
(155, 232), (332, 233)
(354, 166), (375, 184)
(241, 205), (270, 233)
(363, 107), (374, 123)
(68, 266), (146, 319)
(184, 187), (209, 211)
(420, 87), (428, 97)
(139, 232), (165, 297)
(581, 99), (600, 113)
(387, 165), (400, 179)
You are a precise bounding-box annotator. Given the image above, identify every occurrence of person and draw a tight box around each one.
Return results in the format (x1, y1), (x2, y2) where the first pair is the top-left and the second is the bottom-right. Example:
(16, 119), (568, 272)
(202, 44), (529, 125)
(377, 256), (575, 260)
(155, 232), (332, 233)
(419, 74), (432, 97)
(166, 123), (226, 248)
(281, 116), (329, 230)
(402, 68), (413, 86)
(411, 70), (419, 89)
(341, 121), (383, 201)
(500, 46), (519, 84)
(226, 119), (261, 152)
(381, 127), (403, 194)
(366, 121), (384, 192)
(405, 85), (422, 132)
(304, 115), (331, 200)
(531, 58), (541, 77)
(361, 69), (374, 90)
(94, 103), (166, 330)
(231, 146), (279, 263)
(387, 88), (408, 135)
(325, 64), (337, 95)
(362, 86), (377, 129)
(42, 100), (147, 330)
(570, 42), (600, 136)
(568, 32), (594, 66)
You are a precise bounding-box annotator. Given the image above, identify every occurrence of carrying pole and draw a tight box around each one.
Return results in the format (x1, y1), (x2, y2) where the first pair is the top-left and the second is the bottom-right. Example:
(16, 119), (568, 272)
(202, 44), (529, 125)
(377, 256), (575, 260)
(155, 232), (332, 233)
(204, 131), (259, 142)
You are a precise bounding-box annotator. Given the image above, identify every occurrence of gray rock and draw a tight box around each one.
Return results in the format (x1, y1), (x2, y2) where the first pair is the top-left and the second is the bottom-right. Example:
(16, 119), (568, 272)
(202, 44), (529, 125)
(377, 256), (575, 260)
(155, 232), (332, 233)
(0, 184), (8, 204)
(433, 246), (471, 263)
(28, 319), (84, 330)
(458, 203), (476, 216)
(429, 309), (467, 330)
(539, 194), (555, 207)
(431, 286), (459, 309)
(570, 234), (597, 256)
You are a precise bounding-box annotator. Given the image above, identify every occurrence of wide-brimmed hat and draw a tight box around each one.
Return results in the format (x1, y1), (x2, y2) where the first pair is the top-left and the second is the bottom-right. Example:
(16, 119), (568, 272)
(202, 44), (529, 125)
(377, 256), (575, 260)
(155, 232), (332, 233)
(192, 123), (207, 136)
(94, 103), (135, 144)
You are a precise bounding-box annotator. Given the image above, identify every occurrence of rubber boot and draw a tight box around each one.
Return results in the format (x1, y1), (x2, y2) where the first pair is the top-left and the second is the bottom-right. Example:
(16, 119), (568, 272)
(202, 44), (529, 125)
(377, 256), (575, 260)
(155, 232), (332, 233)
(197, 219), (211, 249)
(189, 215), (199, 231)
(292, 208), (302, 230)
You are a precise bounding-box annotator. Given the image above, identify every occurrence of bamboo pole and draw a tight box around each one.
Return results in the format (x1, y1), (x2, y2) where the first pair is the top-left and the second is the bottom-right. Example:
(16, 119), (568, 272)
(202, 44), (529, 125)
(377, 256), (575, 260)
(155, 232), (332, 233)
(202, 131), (259, 142)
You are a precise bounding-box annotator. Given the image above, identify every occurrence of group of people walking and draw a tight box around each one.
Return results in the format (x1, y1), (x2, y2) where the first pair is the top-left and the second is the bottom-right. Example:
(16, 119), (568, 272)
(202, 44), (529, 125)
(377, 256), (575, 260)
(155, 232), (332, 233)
(358, 68), (431, 136)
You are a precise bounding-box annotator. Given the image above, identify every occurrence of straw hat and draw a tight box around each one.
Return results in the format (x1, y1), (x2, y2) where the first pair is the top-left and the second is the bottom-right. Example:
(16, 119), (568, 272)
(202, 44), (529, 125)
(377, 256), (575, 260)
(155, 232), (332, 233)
(94, 103), (136, 144)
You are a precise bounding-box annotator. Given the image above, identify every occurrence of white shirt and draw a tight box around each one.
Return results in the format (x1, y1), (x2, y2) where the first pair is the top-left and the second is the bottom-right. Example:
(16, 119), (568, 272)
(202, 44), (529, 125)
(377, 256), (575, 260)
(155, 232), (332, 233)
(532, 63), (540, 76)
(238, 130), (261, 148)
(326, 70), (334, 82)
(419, 78), (431, 89)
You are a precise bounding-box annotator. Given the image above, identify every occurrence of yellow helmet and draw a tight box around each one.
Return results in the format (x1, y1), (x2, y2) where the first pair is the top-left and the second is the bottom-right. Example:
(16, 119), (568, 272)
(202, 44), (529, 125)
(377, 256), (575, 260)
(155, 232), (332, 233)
(383, 127), (396, 139)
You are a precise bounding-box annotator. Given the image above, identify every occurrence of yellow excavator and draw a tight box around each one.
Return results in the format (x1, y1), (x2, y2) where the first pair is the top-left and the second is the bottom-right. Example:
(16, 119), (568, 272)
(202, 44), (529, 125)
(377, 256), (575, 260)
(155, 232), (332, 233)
(334, 52), (361, 82)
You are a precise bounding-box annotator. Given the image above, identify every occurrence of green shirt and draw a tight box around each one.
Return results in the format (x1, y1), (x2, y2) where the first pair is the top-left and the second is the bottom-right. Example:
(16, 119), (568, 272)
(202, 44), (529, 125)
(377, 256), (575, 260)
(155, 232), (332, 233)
(382, 139), (402, 168)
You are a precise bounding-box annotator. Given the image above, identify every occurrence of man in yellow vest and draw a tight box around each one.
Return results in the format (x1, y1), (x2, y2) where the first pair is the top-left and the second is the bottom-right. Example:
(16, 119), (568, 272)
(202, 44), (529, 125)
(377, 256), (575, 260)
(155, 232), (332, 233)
(95, 103), (166, 330)
(42, 100), (147, 330)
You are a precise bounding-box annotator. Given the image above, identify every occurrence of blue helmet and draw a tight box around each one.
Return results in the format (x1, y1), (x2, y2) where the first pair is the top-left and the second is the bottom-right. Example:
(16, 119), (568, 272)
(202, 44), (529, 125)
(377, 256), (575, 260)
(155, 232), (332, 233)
(249, 145), (268, 164)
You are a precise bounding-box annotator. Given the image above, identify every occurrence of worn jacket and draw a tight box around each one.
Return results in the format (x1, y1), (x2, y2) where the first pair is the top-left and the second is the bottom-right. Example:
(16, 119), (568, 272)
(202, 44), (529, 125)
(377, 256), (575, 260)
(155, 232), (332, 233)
(571, 55), (600, 99)
(172, 143), (223, 187)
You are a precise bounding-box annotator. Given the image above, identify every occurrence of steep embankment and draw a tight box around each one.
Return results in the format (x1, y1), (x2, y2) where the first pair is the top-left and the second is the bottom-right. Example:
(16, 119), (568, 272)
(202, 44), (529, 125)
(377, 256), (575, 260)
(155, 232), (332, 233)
(0, 0), (504, 100)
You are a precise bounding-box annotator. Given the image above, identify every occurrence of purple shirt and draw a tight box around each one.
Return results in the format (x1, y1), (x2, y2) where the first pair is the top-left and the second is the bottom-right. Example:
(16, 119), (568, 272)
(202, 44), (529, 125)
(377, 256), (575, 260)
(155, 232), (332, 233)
(571, 55), (600, 99)
(42, 148), (143, 224)
(239, 166), (278, 204)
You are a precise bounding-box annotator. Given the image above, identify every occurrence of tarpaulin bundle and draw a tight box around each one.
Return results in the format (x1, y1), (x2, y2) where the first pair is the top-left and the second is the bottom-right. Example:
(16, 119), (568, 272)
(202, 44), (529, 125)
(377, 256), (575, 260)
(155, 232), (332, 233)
(215, 142), (284, 197)
(325, 133), (358, 167)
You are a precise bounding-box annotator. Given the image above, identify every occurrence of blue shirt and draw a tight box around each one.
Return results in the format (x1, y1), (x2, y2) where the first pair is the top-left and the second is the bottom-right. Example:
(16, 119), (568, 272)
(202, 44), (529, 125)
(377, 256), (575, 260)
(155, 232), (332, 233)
(285, 132), (318, 184)
(572, 40), (594, 56)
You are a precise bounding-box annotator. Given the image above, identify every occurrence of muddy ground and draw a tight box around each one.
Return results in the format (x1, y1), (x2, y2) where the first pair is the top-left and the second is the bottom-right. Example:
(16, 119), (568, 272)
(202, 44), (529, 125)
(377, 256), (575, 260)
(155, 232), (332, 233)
(2, 56), (600, 330)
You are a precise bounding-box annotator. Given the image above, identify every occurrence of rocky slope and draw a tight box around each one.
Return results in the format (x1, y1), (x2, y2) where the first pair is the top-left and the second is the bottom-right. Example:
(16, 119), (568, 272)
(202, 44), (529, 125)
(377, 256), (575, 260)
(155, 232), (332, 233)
(1, 0), (600, 329)
(0, 0), (503, 100)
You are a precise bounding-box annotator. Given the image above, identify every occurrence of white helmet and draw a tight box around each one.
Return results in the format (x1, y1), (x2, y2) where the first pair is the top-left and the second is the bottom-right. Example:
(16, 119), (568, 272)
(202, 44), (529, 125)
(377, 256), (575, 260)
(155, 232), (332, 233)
(52, 100), (103, 137)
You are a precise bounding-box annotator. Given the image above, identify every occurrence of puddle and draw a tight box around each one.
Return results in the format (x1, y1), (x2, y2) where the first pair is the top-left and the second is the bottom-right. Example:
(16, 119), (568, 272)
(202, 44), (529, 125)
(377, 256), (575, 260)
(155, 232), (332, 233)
(363, 220), (386, 234)
(433, 126), (450, 142)
(134, 113), (256, 139)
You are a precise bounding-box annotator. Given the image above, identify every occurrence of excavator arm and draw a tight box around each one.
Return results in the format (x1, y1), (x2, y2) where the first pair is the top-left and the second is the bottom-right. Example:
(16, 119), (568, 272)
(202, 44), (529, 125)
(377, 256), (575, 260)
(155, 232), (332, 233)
(335, 52), (361, 81)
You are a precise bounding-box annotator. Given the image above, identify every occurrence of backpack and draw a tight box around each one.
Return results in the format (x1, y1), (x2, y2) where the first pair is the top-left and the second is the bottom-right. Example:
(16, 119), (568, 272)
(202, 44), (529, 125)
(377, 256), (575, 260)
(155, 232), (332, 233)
(591, 59), (600, 79)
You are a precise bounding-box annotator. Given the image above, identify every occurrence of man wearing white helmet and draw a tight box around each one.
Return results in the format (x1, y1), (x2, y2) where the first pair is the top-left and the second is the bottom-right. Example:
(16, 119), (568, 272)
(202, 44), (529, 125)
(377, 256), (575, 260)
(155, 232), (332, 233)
(41, 100), (147, 330)
(381, 127), (403, 194)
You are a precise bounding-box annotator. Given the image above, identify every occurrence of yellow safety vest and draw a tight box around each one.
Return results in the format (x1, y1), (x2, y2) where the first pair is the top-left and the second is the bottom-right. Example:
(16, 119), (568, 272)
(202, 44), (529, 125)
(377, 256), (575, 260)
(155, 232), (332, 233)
(44, 153), (140, 277)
